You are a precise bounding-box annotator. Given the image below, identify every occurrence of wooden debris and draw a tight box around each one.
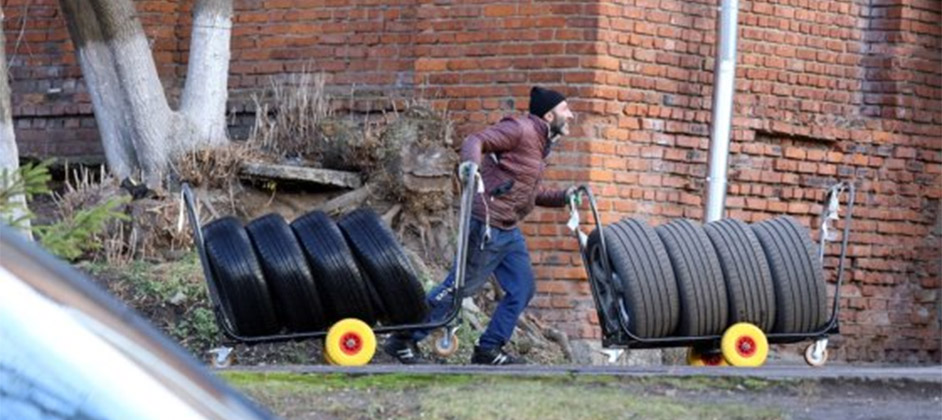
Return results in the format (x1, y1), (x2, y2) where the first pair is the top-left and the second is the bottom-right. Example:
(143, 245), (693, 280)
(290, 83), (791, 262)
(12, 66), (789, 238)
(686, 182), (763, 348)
(318, 184), (373, 215)
(240, 161), (362, 189)
(382, 204), (402, 226)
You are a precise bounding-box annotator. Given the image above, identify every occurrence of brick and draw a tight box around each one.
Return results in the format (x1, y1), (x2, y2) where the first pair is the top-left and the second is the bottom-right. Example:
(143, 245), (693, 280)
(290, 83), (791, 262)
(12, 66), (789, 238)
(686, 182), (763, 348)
(787, 202), (811, 214)
(483, 5), (516, 17)
(784, 147), (807, 160)
(774, 159), (798, 172)
(894, 147), (917, 159)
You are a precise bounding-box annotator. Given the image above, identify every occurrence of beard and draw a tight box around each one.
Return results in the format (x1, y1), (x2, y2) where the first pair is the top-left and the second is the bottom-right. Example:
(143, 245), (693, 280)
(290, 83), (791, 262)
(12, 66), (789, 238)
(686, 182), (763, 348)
(549, 116), (570, 136)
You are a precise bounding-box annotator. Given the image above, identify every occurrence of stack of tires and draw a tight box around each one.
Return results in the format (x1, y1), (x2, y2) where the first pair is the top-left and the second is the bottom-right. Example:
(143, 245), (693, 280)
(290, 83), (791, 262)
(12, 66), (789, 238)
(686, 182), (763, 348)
(200, 208), (427, 337)
(586, 215), (827, 362)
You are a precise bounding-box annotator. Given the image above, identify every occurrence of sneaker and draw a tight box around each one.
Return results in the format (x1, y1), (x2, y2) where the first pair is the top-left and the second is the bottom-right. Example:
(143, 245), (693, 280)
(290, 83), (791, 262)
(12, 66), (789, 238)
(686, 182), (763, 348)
(383, 335), (426, 365)
(471, 345), (525, 365)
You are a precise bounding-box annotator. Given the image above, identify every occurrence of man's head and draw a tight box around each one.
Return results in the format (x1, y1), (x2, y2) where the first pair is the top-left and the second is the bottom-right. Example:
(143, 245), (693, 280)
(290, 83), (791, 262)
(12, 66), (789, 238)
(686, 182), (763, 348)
(529, 86), (574, 137)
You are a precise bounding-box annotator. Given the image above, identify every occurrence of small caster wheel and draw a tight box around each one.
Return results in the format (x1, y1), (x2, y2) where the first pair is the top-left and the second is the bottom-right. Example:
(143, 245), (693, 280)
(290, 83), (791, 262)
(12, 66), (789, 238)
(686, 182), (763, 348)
(687, 347), (728, 367)
(208, 347), (234, 368)
(324, 318), (376, 366)
(430, 328), (460, 357)
(804, 341), (829, 367)
(721, 322), (769, 367)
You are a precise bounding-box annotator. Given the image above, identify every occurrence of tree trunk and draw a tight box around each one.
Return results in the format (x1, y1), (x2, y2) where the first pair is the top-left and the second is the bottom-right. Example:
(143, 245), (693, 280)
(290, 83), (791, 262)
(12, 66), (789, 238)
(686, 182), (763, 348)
(58, 0), (234, 187)
(88, 0), (173, 187)
(0, 7), (32, 238)
(179, 0), (232, 151)
(58, 0), (137, 179)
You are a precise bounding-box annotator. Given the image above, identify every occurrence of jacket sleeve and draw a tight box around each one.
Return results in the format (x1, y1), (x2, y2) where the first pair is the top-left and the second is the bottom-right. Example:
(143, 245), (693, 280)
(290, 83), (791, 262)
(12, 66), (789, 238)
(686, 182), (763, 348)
(535, 185), (568, 208)
(459, 118), (523, 165)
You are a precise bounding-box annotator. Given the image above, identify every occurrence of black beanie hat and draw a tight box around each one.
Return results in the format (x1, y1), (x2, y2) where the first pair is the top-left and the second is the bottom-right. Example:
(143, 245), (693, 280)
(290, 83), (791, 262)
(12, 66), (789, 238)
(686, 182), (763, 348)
(529, 86), (566, 117)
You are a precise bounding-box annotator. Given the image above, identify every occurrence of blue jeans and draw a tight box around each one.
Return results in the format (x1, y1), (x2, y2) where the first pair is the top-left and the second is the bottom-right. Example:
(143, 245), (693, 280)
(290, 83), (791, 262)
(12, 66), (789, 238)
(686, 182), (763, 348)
(412, 218), (535, 350)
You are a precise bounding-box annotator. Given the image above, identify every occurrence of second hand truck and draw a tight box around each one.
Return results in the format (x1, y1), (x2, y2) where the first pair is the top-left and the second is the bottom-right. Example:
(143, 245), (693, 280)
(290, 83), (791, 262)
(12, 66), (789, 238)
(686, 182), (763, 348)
(566, 182), (855, 367)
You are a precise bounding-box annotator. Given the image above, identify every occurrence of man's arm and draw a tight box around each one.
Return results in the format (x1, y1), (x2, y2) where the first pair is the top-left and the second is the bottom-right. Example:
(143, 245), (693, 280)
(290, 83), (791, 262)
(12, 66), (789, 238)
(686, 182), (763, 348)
(459, 118), (523, 164)
(535, 185), (568, 208)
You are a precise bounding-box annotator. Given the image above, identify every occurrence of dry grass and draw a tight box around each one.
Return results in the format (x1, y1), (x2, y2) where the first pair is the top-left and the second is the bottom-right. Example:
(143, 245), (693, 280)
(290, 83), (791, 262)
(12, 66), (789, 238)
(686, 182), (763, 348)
(49, 165), (128, 263)
(125, 197), (194, 262)
(52, 165), (197, 265)
(52, 165), (122, 222)
(246, 70), (397, 175)
(172, 142), (261, 189)
(248, 71), (331, 159)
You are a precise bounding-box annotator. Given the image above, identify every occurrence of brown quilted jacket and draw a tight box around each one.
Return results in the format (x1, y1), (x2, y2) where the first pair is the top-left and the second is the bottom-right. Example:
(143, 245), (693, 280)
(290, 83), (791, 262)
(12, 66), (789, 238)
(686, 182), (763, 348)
(460, 114), (568, 229)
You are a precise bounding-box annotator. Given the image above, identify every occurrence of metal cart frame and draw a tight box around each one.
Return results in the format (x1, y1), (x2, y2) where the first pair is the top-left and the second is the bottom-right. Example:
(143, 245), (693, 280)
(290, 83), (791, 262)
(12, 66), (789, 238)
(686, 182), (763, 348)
(567, 182), (856, 356)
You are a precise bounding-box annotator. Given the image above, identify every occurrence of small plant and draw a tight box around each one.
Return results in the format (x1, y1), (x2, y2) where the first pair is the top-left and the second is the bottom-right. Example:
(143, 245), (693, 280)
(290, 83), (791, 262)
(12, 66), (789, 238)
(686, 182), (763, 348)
(0, 160), (52, 229)
(33, 195), (130, 261)
(83, 253), (222, 354)
(0, 161), (131, 261)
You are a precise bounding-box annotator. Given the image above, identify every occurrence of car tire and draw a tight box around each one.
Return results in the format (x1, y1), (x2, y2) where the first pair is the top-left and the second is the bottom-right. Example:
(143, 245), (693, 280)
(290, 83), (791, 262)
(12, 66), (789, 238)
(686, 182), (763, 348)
(202, 216), (280, 336)
(291, 210), (376, 326)
(338, 208), (427, 325)
(604, 218), (679, 338)
(246, 213), (327, 332)
(752, 216), (827, 333)
(585, 227), (622, 336)
(655, 219), (728, 336)
(704, 218), (776, 332)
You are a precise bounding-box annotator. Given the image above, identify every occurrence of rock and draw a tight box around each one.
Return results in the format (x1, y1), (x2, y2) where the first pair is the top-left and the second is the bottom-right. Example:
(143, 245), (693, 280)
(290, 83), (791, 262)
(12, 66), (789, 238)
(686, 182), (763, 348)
(569, 339), (664, 366)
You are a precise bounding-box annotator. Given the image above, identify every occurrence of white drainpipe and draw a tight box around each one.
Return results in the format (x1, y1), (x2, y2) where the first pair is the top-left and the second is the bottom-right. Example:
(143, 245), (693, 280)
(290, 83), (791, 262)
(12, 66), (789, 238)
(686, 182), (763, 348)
(703, 0), (740, 223)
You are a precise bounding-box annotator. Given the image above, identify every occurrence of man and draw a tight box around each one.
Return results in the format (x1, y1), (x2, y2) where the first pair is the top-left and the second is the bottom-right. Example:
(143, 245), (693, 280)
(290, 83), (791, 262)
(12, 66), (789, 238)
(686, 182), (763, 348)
(384, 86), (579, 365)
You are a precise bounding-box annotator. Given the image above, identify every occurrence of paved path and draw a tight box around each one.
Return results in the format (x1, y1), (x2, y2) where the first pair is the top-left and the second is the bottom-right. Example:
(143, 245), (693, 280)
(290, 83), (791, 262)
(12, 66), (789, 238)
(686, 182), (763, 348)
(228, 364), (942, 383)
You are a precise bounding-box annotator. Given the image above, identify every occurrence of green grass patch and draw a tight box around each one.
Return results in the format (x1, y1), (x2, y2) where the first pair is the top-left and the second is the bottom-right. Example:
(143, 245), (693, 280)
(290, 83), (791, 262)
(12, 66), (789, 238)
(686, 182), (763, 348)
(222, 371), (785, 420)
(221, 371), (474, 391)
(80, 253), (220, 353)
(419, 379), (778, 420)
(637, 375), (774, 392)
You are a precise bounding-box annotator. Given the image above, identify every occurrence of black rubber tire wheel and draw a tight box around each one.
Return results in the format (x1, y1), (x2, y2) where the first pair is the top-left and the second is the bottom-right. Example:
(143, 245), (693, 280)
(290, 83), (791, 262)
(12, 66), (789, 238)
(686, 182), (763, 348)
(605, 218), (679, 338)
(246, 213), (327, 332)
(655, 219), (729, 336)
(338, 208), (428, 325)
(752, 216), (827, 333)
(703, 218), (776, 332)
(202, 216), (279, 336)
(585, 227), (621, 336)
(291, 210), (376, 326)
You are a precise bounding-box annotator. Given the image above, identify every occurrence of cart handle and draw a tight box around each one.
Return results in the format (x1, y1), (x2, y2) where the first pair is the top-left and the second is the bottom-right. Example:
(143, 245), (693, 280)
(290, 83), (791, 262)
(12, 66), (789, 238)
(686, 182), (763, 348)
(817, 181), (856, 333)
(180, 183), (240, 338)
(451, 163), (479, 306)
(567, 185), (631, 336)
(568, 185), (615, 292)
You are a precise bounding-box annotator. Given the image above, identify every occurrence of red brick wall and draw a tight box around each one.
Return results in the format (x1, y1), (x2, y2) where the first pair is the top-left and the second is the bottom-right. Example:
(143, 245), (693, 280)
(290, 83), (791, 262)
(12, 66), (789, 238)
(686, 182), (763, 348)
(226, 0), (419, 110)
(4, 0), (940, 362)
(412, 0), (608, 340)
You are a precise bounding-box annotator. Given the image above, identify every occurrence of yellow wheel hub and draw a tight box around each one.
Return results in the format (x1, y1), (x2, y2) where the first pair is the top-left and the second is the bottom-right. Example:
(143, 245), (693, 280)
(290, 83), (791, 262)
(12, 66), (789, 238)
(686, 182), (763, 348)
(720, 322), (769, 367)
(324, 318), (376, 366)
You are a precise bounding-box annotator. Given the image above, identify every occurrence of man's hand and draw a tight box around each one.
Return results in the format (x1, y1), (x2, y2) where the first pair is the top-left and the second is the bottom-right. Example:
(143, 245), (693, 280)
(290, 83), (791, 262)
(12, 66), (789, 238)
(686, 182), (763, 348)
(565, 186), (583, 207)
(458, 161), (478, 182)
